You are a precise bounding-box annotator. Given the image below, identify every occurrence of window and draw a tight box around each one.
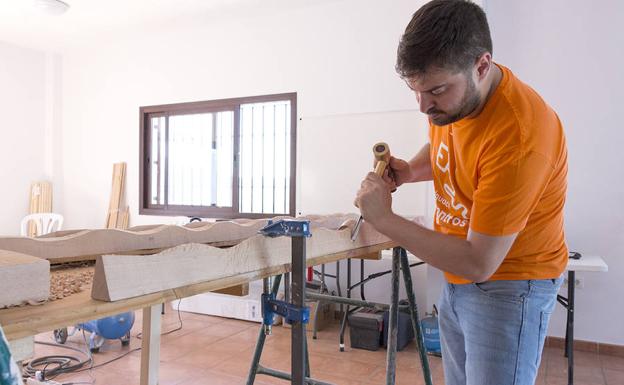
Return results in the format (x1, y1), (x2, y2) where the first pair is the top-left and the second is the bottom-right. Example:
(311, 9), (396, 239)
(139, 93), (296, 219)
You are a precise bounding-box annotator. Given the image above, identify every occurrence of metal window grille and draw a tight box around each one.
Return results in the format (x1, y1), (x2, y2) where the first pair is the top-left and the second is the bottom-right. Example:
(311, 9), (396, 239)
(141, 94), (295, 218)
(239, 100), (291, 215)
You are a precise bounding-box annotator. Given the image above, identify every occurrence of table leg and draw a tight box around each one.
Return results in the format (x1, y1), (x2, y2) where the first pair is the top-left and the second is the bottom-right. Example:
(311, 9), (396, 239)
(566, 270), (575, 385)
(140, 304), (162, 385)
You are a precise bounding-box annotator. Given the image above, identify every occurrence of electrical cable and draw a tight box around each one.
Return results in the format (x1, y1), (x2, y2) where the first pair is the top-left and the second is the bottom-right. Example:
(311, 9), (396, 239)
(23, 340), (92, 380)
(71, 346), (141, 373)
(61, 381), (95, 385)
(23, 299), (184, 383)
(136, 298), (183, 339)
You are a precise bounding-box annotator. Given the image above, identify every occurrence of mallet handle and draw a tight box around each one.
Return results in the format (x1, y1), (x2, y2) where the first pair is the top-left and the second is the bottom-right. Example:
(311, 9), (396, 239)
(373, 142), (390, 176)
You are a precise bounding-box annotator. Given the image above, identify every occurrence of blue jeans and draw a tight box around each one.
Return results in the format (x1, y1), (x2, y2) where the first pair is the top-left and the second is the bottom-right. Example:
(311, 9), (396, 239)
(438, 277), (563, 385)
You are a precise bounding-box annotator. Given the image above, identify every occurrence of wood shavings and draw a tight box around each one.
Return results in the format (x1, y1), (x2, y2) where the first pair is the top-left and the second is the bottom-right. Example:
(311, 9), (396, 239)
(49, 264), (95, 302)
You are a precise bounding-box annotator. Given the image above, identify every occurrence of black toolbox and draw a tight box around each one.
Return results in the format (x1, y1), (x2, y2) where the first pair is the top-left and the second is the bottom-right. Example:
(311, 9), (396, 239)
(348, 309), (385, 351)
(382, 303), (415, 351)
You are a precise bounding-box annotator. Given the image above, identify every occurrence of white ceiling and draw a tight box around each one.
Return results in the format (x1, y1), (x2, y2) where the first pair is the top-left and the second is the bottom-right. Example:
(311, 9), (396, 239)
(0, 0), (339, 52)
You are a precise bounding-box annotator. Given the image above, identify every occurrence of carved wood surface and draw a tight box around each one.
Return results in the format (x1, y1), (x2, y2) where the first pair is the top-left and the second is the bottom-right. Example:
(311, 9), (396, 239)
(0, 214), (358, 264)
(91, 218), (388, 301)
(0, 241), (395, 341)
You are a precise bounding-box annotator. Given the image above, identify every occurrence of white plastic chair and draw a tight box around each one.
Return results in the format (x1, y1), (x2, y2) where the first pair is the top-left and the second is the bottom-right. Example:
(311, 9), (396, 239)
(20, 213), (64, 237)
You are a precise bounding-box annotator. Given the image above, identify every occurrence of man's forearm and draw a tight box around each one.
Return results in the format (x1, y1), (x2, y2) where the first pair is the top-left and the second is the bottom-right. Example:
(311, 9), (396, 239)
(377, 213), (489, 282)
(408, 143), (433, 182)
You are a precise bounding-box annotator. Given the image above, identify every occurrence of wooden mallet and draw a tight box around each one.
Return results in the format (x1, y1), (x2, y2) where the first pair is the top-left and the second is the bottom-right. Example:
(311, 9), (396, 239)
(351, 142), (391, 241)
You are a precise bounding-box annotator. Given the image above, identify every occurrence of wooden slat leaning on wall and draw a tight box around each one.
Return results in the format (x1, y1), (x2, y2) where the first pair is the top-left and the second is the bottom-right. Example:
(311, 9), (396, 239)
(27, 181), (53, 237)
(106, 162), (128, 229)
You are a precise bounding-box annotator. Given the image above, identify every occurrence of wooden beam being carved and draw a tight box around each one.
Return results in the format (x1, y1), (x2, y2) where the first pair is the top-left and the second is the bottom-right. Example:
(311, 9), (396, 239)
(0, 214), (359, 264)
(91, 218), (388, 302)
(0, 251), (49, 308)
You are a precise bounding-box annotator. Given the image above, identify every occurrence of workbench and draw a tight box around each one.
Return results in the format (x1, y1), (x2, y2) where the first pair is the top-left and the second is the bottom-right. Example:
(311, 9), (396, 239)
(0, 242), (394, 385)
(558, 254), (608, 385)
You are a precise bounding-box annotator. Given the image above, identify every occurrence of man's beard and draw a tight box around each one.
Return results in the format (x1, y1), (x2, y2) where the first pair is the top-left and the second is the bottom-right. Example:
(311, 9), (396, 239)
(429, 79), (481, 126)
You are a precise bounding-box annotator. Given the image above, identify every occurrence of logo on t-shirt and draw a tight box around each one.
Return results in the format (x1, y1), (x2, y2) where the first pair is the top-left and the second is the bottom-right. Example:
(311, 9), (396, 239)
(434, 141), (469, 229)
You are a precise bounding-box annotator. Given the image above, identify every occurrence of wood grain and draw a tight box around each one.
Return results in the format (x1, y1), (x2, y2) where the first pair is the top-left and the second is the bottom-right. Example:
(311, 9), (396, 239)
(27, 181), (53, 237)
(0, 250), (49, 308)
(91, 219), (389, 301)
(0, 240), (395, 341)
(0, 214), (358, 264)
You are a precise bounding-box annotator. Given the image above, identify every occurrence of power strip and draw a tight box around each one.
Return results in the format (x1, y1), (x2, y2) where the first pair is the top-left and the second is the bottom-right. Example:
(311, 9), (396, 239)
(26, 378), (62, 385)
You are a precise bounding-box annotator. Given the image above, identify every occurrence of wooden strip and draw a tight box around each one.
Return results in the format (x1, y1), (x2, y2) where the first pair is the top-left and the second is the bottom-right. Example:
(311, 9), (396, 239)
(356, 251), (382, 260)
(42, 182), (52, 213)
(107, 163), (126, 229)
(28, 182), (37, 214)
(212, 283), (249, 296)
(119, 207), (129, 229)
(27, 181), (53, 236)
(28, 186), (35, 236)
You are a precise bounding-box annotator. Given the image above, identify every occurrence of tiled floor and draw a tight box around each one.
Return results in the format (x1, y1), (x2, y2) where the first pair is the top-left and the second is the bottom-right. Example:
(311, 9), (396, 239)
(27, 308), (624, 385)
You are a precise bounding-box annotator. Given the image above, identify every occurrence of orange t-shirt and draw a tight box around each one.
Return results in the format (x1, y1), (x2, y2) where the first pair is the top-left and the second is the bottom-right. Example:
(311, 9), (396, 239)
(429, 64), (568, 284)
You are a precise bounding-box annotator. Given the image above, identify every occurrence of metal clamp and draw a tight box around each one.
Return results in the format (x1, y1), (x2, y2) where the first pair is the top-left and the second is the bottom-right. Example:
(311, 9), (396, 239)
(259, 220), (311, 238)
(262, 293), (310, 326)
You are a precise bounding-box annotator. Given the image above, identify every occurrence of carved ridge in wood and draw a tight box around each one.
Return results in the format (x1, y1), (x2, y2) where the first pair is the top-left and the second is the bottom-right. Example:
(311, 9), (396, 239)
(91, 219), (387, 302)
(0, 214), (358, 264)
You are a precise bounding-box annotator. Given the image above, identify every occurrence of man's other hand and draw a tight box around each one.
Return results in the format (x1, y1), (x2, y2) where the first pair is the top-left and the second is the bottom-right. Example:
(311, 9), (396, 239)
(354, 172), (394, 228)
(383, 156), (413, 189)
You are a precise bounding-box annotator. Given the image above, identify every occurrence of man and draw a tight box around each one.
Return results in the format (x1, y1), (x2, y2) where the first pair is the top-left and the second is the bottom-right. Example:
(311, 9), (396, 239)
(354, 1), (568, 384)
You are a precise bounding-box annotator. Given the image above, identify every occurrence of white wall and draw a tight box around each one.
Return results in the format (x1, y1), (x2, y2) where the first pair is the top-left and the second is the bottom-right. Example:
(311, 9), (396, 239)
(56, 0), (434, 310)
(59, 0), (431, 229)
(486, 0), (624, 345)
(0, 41), (50, 235)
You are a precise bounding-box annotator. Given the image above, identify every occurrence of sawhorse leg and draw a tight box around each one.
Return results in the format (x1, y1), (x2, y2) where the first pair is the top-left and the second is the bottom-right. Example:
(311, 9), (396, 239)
(306, 247), (433, 385)
(386, 247), (433, 385)
(140, 304), (162, 385)
(247, 275), (282, 385)
(292, 236), (307, 384)
(385, 247), (401, 384)
(398, 247), (432, 385)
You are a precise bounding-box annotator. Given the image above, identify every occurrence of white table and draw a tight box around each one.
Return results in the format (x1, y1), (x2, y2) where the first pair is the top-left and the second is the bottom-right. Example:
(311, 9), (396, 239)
(559, 254), (608, 385)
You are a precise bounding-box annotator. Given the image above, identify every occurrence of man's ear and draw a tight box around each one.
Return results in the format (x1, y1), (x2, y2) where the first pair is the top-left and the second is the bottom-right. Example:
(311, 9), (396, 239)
(474, 52), (492, 81)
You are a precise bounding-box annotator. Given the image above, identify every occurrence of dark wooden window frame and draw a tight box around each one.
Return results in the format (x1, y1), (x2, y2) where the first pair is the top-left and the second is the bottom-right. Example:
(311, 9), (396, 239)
(139, 92), (297, 219)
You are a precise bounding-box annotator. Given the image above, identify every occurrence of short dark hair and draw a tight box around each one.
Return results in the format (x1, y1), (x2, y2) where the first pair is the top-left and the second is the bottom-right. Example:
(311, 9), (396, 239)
(396, 0), (492, 78)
